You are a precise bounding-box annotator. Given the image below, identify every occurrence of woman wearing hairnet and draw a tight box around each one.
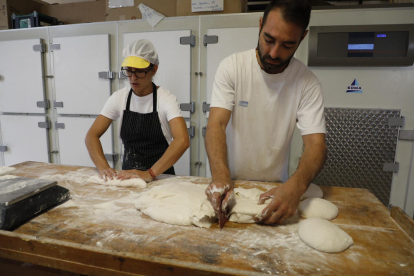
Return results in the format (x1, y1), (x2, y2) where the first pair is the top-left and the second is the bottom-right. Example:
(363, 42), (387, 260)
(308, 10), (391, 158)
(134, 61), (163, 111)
(85, 40), (189, 182)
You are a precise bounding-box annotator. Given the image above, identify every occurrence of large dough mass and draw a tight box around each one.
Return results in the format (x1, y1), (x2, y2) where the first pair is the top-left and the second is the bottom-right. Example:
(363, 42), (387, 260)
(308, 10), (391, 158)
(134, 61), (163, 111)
(88, 175), (147, 188)
(135, 182), (216, 228)
(229, 188), (270, 223)
(298, 217), (353, 253)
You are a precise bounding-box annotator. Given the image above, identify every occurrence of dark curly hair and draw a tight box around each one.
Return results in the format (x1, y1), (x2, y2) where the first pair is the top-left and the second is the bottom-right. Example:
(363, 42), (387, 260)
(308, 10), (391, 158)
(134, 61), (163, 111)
(262, 0), (311, 32)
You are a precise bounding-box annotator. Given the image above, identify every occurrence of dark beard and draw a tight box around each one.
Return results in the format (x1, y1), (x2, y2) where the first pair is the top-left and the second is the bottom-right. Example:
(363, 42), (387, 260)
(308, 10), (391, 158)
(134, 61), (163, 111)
(257, 42), (294, 74)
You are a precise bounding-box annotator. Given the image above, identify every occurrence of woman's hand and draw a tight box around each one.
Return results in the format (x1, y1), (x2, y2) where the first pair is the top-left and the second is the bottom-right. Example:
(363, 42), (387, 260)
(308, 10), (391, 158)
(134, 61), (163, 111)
(98, 167), (118, 181)
(117, 169), (153, 182)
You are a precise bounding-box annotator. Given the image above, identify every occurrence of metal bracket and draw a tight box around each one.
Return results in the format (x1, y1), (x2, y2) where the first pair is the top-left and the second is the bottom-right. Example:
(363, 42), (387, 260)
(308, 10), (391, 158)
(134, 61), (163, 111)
(180, 102), (195, 113)
(202, 102), (210, 113)
(50, 43), (61, 51)
(0, 146), (7, 152)
(105, 154), (118, 162)
(202, 126), (207, 137)
(399, 130), (414, 141)
(54, 101), (63, 108)
(33, 44), (46, 53)
(188, 126), (195, 138)
(388, 117), (405, 127)
(383, 162), (399, 173)
(38, 121), (51, 129)
(98, 71), (115, 79)
(118, 71), (128, 79)
(180, 35), (196, 46)
(55, 122), (65, 129)
(37, 100), (50, 109)
(203, 35), (218, 46)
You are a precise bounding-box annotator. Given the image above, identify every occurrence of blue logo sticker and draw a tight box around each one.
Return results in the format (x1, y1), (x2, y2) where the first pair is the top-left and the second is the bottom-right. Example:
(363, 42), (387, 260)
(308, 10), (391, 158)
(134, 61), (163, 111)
(238, 101), (249, 107)
(346, 79), (363, 93)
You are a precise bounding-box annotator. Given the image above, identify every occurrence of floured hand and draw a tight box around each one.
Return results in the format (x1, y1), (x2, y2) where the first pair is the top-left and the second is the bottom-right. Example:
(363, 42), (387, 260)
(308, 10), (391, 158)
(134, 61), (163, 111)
(117, 169), (153, 183)
(205, 180), (234, 215)
(254, 181), (305, 224)
(99, 167), (117, 181)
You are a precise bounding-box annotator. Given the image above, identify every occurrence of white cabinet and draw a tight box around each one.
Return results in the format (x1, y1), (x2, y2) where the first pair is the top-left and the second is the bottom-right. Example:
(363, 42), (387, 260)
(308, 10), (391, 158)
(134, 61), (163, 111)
(52, 34), (112, 115)
(0, 115), (49, 166)
(56, 117), (113, 167)
(0, 39), (46, 113)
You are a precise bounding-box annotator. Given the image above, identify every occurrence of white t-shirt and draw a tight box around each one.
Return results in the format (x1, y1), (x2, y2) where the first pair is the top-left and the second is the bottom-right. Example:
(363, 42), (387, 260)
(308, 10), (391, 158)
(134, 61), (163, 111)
(101, 86), (183, 144)
(210, 49), (326, 182)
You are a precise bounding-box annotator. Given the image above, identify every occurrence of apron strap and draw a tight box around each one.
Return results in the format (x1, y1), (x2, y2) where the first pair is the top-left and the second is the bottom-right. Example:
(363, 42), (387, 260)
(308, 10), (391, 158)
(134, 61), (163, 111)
(152, 82), (157, 113)
(126, 88), (133, 111)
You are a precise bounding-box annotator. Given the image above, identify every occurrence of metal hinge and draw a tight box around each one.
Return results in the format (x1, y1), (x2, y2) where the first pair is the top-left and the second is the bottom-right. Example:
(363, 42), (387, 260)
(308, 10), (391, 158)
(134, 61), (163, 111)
(0, 146), (8, 152)
(98, 71), (115, 79)
(202, 126), (207, 137)
(105, 154), (118, 162)
(55, 122), (65, 129)
(38, 121), (51, 129)
(383, 162), (399, 173)
(37, 100), (50, 109)
(388, 116), (405, 127)
(399, 130), (414, 141)
(202, 102), (210, 113)
(33, 44), (46, 53)
(180, 35), (196, 46)
(188, 126), (195, 138)
(50, 43), (61, 51)
(180, 102), (195, 113)
(54, 101), (63, 108)
(203, 35), (218, 46)
(118, 71), (127, 79)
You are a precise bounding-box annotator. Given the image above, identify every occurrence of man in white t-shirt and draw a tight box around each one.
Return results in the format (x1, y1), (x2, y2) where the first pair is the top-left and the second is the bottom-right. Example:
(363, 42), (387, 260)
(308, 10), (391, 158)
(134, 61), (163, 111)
(205, 0), (327, 225)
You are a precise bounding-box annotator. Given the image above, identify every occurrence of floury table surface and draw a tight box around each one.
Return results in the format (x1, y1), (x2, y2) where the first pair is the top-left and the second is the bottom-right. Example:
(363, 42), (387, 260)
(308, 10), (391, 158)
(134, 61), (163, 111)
(0, 161), (413, 275)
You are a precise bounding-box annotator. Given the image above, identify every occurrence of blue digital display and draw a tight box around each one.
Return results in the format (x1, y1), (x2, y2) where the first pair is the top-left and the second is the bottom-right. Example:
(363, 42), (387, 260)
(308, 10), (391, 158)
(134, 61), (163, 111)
(377, 34), (386, 38)
(348, 44), (374, 50)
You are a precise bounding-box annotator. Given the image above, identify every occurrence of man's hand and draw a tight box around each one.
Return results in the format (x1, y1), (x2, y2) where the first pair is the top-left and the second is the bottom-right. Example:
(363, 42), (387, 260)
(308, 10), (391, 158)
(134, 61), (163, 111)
(117, 170), (153, 182)
(205, 180), (234, 216)
(254, 181), (306, 224)
(99, 167), (117, 181)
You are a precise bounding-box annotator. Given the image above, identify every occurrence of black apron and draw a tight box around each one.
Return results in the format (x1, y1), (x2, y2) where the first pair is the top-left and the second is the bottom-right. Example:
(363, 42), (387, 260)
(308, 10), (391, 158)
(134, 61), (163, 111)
(120, 83), (175, 175)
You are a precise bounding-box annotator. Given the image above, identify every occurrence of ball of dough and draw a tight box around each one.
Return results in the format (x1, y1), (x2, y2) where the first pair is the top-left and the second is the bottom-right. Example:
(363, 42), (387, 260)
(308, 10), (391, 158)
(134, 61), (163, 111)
(299, 198), (338, 220)
(300, 183), (323, 200)
(298, 218), (353, 253)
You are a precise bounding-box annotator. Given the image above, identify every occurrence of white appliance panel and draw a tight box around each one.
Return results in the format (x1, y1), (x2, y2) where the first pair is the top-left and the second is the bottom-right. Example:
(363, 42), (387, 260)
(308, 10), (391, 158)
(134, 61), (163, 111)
(57, 117), (113, 167)
(0, 39), (45, 113)
(53, 34), (111, 115)
(0, 115), (49, 166)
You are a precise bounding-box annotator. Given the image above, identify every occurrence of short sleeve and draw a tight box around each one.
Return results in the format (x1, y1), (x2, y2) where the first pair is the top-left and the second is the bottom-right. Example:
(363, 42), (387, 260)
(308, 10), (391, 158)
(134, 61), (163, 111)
(100, 92), (122, 121)
(162, 91), (183, 122)
(210, 56), (236, 111)
(296, 75), (326, 136)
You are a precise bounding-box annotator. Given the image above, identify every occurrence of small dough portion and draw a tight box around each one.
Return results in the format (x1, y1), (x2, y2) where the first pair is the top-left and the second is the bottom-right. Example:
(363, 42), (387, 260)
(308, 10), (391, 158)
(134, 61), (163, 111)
(135, 182), (216, 228)
(299, 198), (338, 220)
(229, 188), (271, 223)
(298, 217), (353, 253)
(88, 175), (147, 188)
(0, 166), (16, 176)
(301, 183), (323, 200)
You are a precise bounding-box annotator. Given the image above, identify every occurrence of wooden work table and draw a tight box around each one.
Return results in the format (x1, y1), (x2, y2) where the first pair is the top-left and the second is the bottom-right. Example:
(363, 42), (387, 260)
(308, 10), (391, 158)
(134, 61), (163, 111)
(0, 161), (413, 275)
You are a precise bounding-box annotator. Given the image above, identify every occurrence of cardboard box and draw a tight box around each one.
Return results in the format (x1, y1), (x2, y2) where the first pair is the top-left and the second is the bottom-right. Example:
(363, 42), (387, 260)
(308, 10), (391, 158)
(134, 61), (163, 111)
(176, 0), (246, 17)
(0, 0), (43, 30)
(40, 0), (106, 25)
(106, 0), (176, 22)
